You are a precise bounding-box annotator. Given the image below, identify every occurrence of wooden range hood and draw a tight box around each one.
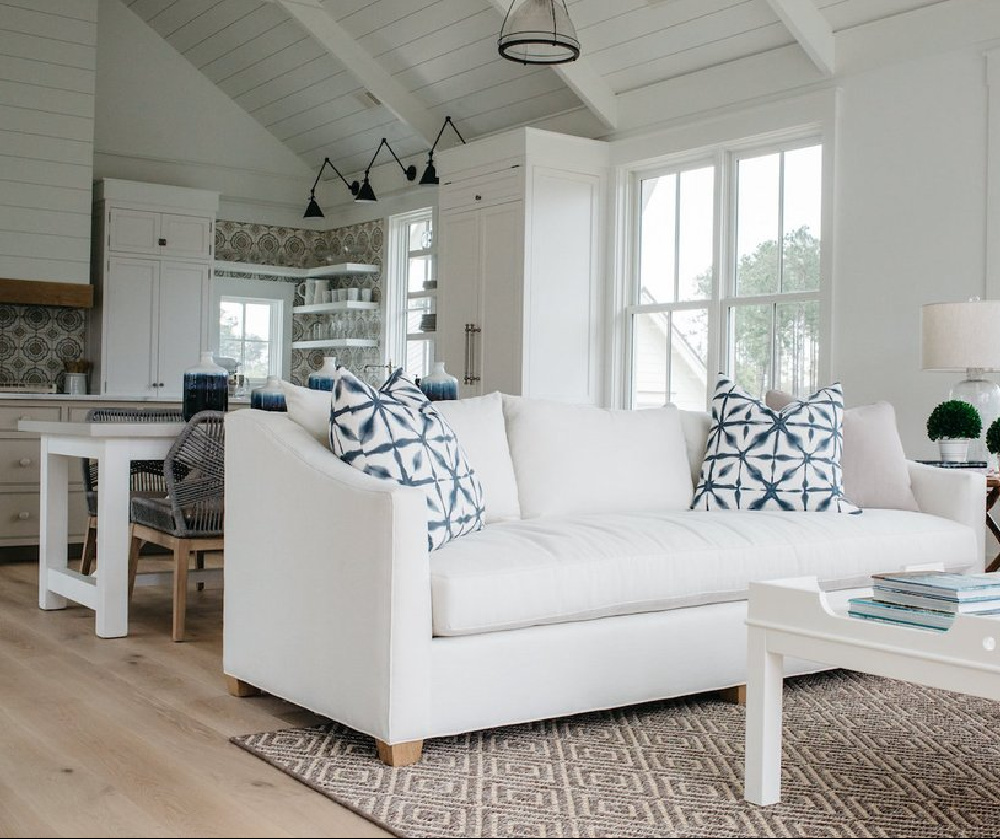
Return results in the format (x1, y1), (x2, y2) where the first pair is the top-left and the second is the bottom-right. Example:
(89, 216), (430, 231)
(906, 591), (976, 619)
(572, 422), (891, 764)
(0, 277), (93, 308)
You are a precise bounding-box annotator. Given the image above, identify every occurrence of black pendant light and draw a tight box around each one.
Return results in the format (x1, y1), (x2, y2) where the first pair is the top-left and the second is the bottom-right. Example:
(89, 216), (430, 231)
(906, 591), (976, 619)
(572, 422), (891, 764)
(355, 138), (417, 203)
(419, 116), (466, 186)
(498, 0), (580, 66)
(303, 158), (359, 218)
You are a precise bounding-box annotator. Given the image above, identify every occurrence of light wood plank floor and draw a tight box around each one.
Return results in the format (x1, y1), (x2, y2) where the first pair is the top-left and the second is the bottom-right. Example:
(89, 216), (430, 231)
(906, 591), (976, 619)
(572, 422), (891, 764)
(0, 558), (389, 838)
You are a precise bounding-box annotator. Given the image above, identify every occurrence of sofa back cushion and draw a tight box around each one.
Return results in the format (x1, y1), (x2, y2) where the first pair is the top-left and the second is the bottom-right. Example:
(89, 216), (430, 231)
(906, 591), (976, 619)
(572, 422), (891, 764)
(502, 396), (693, 519)
(679, 409), (712, 488)
(436, 393), (521, 523)
(281, 380), (330, 444)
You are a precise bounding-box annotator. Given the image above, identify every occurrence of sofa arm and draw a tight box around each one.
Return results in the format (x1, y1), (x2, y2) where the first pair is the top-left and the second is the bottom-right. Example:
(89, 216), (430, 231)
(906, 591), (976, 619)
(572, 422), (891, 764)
(223, 410), (432, 743)
(907, 460), (985, 569)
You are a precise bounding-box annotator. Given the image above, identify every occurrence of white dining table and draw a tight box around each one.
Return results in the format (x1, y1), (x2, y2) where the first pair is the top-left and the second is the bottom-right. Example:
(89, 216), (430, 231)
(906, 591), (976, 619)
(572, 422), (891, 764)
(18, 419), (185, 638)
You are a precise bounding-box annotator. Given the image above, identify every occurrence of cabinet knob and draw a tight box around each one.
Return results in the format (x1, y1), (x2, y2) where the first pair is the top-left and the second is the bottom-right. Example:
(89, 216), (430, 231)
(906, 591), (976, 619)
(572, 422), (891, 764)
(475, 194), (482, 201)
(18, 458), (31, 467)
(17, 512), (29, 520)
(158, 238), (167, 246)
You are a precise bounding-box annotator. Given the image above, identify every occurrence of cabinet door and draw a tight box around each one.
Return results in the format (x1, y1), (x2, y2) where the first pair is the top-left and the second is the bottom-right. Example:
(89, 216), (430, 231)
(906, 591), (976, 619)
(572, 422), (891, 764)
(108, 208), (160, 255)
(102, 258), (158, 396)
(478, 203), (523, 396)
(438, 211), (482, 398)
(160, 214), (213, 259)
(157, 261), (208, 399)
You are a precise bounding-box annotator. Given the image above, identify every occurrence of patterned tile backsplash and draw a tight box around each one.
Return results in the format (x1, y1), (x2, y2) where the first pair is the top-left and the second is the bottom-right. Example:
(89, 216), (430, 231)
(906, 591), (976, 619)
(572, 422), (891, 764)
(0, 304), (86, 388)
(214, 218), (385, 386)
(0, 217), (386, 390)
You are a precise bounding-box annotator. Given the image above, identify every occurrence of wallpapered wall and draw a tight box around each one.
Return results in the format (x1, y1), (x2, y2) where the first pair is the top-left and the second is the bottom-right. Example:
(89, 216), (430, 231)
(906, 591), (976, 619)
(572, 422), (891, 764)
(213, 218), (385, 386)
(0, 305), (86, 387)
(0, 217), (385, 389)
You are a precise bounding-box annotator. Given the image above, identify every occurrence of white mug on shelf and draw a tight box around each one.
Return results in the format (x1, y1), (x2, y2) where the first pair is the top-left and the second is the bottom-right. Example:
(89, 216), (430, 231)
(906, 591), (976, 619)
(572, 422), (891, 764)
(347, 287), (360, 302)
(360, 288), (373, 303)
(321, 289), (332, 304)
(304, 280), (316, 305)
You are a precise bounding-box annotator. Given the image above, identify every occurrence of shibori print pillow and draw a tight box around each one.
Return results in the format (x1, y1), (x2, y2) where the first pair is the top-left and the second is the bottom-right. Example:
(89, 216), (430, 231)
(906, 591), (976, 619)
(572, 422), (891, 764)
(329, 367), (485, 549)
(692, 376), (860, 514)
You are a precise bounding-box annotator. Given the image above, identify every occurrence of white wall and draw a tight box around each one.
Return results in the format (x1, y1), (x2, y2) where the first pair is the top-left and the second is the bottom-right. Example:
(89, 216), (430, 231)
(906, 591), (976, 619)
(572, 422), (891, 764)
(834, 50), (988, 459)
(0, 0), (97, 284)
(93, 0), (314, 228)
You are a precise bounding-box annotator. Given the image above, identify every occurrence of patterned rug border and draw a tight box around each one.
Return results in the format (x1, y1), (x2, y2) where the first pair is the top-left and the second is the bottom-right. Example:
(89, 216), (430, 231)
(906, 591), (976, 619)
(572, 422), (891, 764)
(230, 733), (404, 838)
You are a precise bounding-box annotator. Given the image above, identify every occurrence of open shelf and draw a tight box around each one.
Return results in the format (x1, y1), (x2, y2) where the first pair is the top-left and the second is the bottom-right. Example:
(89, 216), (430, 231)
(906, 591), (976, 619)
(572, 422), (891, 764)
(293, 301), (379, 315)
(292, 338), (378, 350)
(214, 260), (379, 279)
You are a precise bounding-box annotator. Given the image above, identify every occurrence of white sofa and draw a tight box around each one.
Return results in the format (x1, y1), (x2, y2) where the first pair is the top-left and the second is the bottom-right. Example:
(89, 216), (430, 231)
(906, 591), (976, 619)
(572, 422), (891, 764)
(223, 395), (982, 765)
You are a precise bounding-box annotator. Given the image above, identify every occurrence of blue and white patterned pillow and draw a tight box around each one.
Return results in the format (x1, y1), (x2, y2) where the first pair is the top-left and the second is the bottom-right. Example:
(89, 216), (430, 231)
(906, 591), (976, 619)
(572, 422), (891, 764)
(691, 376), (860, 513)
(329, 368), (485, 550)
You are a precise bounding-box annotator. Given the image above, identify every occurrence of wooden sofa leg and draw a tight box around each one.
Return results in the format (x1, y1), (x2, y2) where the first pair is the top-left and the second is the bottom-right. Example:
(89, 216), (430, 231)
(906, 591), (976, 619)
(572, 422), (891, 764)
(718, 684), (747, 705)
(225, 675), (261, 697)
(375, 739), (424, 767)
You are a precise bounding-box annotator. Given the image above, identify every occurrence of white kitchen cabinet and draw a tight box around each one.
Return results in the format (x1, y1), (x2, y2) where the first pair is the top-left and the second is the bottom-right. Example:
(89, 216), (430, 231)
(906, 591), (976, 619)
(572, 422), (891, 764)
(91, 180), (218, 398)
(437, 128), (609, 404)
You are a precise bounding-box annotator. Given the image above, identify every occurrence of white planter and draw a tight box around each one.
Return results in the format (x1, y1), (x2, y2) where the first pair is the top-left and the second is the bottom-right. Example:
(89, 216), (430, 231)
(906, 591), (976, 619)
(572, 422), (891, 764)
(938, 438), (971, 462)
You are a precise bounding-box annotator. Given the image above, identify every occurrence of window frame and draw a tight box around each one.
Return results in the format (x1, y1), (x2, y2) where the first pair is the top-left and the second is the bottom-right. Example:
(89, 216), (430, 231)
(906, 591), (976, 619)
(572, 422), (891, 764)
(386, 207), (436, 380)
(217, 295), (284, 386)
(622, 131), (830, 410)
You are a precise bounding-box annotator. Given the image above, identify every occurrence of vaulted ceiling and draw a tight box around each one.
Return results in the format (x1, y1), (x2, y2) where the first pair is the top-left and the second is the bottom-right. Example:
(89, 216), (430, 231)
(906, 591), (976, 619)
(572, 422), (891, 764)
(124, 0), (944, 180)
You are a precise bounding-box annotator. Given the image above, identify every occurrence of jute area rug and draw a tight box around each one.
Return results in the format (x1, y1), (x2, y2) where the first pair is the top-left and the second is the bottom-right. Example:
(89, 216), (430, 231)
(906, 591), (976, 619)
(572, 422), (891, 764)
(231, 670), (1000, 837)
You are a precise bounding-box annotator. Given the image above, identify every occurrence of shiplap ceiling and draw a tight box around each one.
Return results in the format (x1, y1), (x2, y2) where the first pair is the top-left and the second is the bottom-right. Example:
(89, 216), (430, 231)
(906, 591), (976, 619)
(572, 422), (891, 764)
(124, 0), (945, 181)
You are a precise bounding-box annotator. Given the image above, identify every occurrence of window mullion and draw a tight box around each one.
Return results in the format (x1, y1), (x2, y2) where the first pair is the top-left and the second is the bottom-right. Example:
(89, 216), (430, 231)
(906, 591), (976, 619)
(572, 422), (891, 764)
(777, 150), (785, 294)
(673, 176), (681, 304)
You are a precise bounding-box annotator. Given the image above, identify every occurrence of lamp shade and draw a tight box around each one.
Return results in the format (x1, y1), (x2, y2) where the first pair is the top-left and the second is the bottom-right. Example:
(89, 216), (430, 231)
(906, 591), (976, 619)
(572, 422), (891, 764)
(498, 0), (580, 65)
(921, 300), (1000, 371)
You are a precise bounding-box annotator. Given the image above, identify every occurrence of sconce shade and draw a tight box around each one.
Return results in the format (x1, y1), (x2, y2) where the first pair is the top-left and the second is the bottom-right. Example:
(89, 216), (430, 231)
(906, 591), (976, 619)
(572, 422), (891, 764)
(921, 300), (1000, 370)
(419, 157), (439, 186)
(303, 195), (324, 218)
(355, 176), (377, 203)
(498, 0), (580, 65)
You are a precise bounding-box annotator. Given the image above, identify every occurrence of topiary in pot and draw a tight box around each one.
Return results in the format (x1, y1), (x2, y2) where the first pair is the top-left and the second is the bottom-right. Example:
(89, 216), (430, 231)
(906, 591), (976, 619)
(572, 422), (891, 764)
(988, 417), (1000, 455)
(927, 399), (982, 462)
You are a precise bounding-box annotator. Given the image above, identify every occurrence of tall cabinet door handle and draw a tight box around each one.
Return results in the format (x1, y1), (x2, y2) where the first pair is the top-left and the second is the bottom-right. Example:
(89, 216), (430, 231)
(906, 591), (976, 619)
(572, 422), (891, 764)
(464, 323), (482, 385)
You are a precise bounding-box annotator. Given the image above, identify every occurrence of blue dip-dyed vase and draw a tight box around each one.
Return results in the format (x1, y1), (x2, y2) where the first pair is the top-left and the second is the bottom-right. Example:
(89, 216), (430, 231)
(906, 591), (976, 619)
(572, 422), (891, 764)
(183, 351), (229, 420)
(250, 375), (287, 411)
(419, 362), (459, 401)
(307, 356), (338, 391)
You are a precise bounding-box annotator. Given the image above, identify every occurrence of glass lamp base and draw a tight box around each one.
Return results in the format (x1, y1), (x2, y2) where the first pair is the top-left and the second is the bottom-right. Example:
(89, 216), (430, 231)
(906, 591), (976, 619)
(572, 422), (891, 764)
(950, 370), (1000, 463)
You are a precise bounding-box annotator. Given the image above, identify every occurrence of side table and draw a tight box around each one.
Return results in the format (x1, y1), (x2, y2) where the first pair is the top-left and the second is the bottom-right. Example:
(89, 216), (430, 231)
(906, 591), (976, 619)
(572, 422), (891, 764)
(988, 476), (1000, 572)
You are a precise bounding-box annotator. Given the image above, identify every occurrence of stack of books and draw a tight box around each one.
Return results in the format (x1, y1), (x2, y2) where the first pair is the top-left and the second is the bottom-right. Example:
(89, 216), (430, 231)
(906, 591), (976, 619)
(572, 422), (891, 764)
(848, 571), (1000, 631)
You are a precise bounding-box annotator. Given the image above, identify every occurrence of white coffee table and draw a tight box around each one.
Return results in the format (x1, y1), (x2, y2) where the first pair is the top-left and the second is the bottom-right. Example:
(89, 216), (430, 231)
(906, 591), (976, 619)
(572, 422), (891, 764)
(744, 575), (1000, 806)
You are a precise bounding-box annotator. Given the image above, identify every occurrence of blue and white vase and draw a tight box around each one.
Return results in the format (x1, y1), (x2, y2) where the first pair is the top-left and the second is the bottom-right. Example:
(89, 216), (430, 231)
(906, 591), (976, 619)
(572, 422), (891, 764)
(308, 356), (338, 391)
(419, 362), (458, 401)
(183, 351), (228, 420)
(250, 375), (287, 412)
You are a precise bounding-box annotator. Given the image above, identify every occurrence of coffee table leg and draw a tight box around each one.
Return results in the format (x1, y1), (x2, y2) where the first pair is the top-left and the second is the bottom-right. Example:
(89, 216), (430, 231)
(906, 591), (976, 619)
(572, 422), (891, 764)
(745, 626), (783, 805)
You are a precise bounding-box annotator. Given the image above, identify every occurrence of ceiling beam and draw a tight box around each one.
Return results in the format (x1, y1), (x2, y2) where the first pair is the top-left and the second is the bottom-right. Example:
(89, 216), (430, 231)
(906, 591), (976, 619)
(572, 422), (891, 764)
(486, 0), (618, 130)
(274, 0), (440, 146)
(762, 0), (835, 76)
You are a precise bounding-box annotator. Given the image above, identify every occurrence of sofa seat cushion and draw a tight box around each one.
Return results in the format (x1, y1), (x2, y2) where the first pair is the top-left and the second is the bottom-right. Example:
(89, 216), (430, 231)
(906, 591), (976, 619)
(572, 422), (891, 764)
(429, 509), (975, 637)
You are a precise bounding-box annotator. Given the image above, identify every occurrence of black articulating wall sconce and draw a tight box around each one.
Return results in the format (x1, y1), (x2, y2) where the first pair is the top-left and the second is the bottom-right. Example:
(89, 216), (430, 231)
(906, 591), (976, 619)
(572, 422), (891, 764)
(355, 137), (417, 203)
(303, 158), (359, 218)
(419, 116), (467, 186)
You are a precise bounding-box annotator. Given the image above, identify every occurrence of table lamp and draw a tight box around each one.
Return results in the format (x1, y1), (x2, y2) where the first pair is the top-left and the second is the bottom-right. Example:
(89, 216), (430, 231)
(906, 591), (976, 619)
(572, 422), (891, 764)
(921, 298), (1000, 461)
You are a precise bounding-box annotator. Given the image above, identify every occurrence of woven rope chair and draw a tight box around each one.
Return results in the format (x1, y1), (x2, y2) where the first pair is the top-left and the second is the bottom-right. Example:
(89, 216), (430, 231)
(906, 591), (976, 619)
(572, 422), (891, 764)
(128, 411), (225, 641)
(80, 407), (183, 575)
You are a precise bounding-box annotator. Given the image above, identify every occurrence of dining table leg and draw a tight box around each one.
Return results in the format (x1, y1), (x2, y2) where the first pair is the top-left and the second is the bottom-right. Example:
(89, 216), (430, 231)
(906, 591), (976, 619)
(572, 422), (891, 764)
(38, 437), (68, 611)
(94, 441), (131, 638)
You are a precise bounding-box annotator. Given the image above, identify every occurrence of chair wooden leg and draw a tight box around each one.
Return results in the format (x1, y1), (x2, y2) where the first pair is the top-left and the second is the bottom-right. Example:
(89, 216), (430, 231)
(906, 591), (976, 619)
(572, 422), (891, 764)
(375, 739), (424, 767)
(225, 675), (261, 697)
(718, 684), (747, 705)
(172, 540), (191, 642)
(80, 517), (97, 575)
(195, 550), (205, 591)
(127, 526), (142, 599)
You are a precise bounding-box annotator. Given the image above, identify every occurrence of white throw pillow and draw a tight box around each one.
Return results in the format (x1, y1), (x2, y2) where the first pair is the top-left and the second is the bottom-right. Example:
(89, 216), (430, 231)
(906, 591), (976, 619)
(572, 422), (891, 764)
(679, 409), (712, 489)
(693, 377), (860, 513)
(330, 369), (484, 551)
(502, 395), (693, 519)
(281, 380), (331, 444)
(435, 393), (521, 522)
(766, 390), (919, 511)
